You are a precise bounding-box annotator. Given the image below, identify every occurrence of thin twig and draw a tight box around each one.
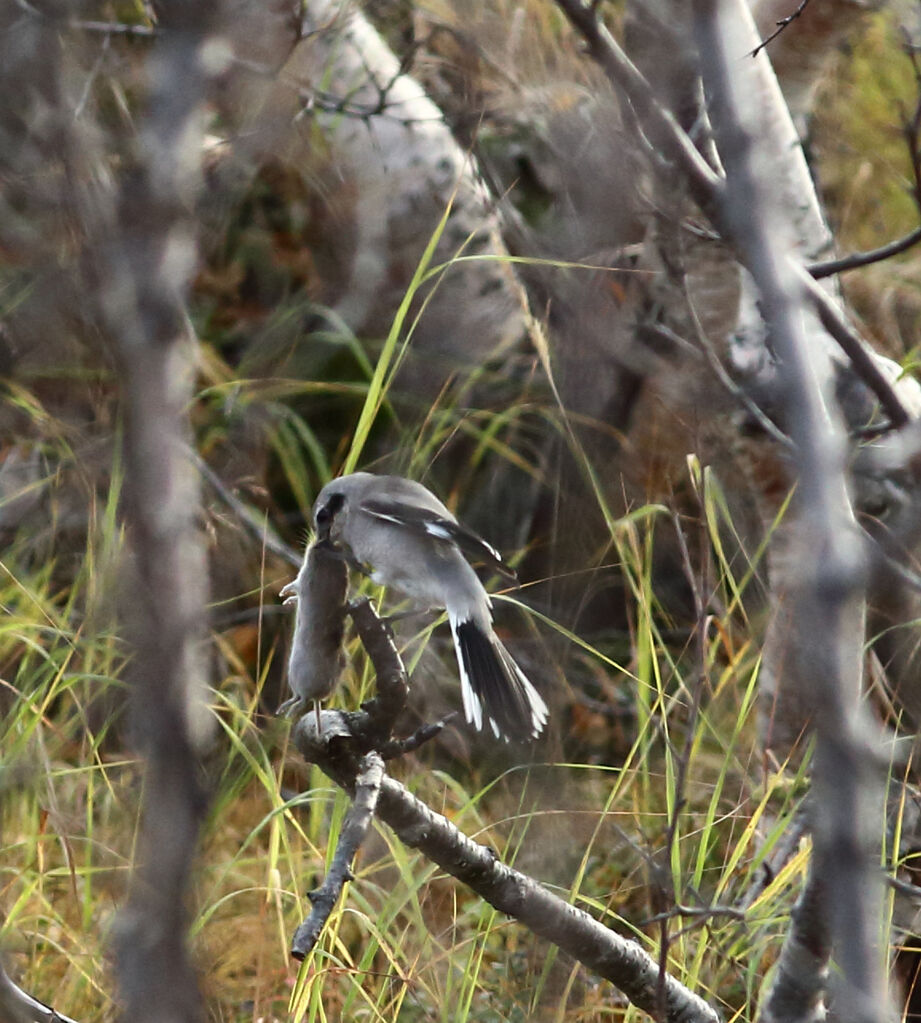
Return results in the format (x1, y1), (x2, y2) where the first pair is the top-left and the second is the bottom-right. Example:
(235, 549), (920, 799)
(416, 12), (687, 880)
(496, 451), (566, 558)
(70, 18), (159, 37)
(74, 32), (111, 118)
(641, 903), (746, 926)
(750, 0), (812, 58)
(652, 513), (713, 1016)
(676, 289), (796, 451)
(379, 714), (457, 758)
(898, 33), (921, 209)
(808, 226), (921, 279)
(888, 874), (921, 900)
(798, 267), (913, 430)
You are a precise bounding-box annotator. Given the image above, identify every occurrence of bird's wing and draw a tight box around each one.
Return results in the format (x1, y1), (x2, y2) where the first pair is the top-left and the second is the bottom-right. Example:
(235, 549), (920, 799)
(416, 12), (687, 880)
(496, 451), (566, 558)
(360, 497), (518, 581)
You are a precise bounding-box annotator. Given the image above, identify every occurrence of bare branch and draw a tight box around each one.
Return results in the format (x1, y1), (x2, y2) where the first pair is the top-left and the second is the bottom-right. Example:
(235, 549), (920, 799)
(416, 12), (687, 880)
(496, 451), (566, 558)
(808, 226), (921, 279)
(191, 448), (301, 568)
(553, 0), (726, 219)
(797, 268), (913, 430)
(317, 762), (722, 1023)
(0, 961), (80, 1023)
(750, 0), (812, 58)
(98, 3), (222, 1021)
(290, 751), (384, 960)
(692, 4), (889, 1021)
(290, 599), (720, 1023)
(555, 0), (912, 433)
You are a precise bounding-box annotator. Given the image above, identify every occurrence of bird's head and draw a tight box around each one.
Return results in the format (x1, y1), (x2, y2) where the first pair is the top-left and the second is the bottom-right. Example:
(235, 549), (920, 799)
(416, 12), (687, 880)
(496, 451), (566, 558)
(314, 490), (345, 542)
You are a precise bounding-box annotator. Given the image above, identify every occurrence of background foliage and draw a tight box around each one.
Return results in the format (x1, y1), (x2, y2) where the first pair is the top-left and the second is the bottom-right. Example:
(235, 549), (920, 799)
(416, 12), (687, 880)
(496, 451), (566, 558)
(2, 1), (921, 1020)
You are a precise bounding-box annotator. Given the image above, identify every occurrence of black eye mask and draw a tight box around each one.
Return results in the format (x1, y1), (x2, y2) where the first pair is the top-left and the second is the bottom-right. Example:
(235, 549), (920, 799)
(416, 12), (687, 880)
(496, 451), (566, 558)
(315, 492), (345, 533)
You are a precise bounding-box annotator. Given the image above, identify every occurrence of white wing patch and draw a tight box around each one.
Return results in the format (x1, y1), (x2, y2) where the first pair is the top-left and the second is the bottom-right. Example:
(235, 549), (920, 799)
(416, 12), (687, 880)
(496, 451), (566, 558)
(424, 522), (453, 541)
(363, 508), (407, 526)
(361, 499), (512, 579)
(478, 537), (503, 563)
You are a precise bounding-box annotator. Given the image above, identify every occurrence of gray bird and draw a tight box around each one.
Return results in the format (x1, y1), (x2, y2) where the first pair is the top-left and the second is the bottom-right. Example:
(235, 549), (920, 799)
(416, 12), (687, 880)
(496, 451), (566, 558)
(312, 472), (548, 742)
(278, 539), (349, 727)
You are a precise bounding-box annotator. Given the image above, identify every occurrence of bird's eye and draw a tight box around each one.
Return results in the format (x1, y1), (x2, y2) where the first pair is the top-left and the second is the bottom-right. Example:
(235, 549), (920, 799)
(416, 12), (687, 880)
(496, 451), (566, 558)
(315, 492), (345, 527)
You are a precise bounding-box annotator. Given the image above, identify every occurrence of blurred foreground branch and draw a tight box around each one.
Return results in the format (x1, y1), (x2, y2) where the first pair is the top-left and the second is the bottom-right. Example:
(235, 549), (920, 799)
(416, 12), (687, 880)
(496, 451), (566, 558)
(758, 864), (830, 1023)
(97, 4), (219, 1022)
(693, 3), (887, 1020)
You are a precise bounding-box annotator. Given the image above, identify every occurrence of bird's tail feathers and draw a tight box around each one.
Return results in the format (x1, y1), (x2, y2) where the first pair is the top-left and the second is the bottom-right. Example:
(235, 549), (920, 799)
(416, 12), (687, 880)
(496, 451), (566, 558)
(450, 617), (548, 742)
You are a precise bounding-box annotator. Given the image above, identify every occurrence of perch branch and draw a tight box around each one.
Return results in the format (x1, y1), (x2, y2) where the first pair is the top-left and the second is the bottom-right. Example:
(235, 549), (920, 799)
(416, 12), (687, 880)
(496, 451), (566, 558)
(291, 599), (720, 1023)
(311, 755), (721, 1023)
(0, 961), (80, 1023)
(290, 751), (384, 960)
